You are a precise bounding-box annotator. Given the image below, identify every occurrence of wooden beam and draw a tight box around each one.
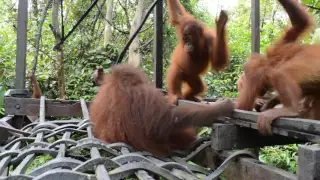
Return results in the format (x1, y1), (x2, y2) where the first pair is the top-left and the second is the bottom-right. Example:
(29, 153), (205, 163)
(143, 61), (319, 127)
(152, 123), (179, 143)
(212, 124), (305, 150)
(4, 97), (89, 117)
(298, 145), (320, 180)
(218, 151), (297, 180)
(203, 98), (236, 102)
(5, 97), (320, 145)
(231, 110), (320, 136)
(178, 100), (320, 143)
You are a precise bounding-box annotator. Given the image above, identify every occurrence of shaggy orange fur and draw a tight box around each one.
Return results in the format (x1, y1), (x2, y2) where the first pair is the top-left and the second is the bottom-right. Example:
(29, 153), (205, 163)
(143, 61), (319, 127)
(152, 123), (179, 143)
(89, 64), (235, 156)
(166, 0), (230, 104)
(236, 0), (320, 135)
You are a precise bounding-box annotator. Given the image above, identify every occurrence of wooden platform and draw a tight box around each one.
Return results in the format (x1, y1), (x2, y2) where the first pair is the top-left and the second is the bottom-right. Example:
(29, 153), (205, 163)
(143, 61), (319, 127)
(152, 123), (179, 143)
(2, 96), (320, 180)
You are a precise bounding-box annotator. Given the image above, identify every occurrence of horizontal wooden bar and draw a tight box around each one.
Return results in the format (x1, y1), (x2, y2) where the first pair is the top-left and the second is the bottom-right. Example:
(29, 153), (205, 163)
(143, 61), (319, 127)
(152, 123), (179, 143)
(178, 100), (320, 143)
(224, 116), (320, 143)
(217, 150), (297, 180)
(4, 97), (90, 117)
(232, 110), (320, 136)
(212, 124), (305, 150)
(5, 97), (320, 143)
(203, 98), (236, 102)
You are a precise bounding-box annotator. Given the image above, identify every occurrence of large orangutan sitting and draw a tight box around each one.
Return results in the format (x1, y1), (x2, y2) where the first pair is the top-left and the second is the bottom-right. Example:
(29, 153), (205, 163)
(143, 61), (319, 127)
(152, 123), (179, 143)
(89, 64), (235, 157)
(236, 0), (320, 135)
(165, 0), (230, 104)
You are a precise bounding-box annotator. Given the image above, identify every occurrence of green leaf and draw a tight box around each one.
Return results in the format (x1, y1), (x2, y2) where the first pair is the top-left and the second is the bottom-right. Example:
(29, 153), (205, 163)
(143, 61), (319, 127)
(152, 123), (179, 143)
(301, 0), (314, 5)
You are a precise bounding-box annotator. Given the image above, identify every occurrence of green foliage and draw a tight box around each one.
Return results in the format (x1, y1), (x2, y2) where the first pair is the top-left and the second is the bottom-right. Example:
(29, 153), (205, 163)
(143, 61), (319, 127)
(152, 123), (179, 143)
(311, 28), (320, 44)
(65, 44), (117, 100)
(302, 0), (320, 8)
(25, 155), (53, 174)
(259, 144), (298, 174)
(204, 56), (244, 98)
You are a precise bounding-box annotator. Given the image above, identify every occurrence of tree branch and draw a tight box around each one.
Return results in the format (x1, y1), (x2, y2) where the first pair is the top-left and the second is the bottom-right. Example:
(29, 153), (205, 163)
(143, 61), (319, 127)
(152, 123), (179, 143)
(64, 0), (74, 22)
(53, 0), (100, 50)
(92, 0), (107, 34)
(118, 0), (131, 30)
(49, 24), (61, 39)
(139, 37), (154, 50)
(95, 3), (130, 34)
(305, 5), (320, 11)
(31, 0), (53, 77)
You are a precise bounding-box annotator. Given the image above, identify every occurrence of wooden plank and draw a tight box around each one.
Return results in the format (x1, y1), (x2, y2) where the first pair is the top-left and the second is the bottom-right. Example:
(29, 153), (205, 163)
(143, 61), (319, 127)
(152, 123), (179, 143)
(4, 97), (90, 117)
(5, 96), (320, 144)
(218, 150), (297, 180)
(180, 99), (320, 136)
(211, 124), (305, 150)
(226, 116), (320, 143)
(178, 100), (320, 143)
(232, 110), (320, 136)
(202, 98), (236, 102)
(298, 145), (320, 180)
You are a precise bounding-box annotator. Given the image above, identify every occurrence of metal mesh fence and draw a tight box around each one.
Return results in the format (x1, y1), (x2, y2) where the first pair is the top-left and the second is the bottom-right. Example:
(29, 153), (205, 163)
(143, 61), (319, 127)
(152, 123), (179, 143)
(0, 97), (216, 180)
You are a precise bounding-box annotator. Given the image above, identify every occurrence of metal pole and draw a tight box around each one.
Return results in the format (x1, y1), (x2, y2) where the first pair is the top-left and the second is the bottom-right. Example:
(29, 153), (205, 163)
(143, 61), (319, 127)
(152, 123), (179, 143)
(153, 0), (163, 89)
(251, 0), (260, 157)
(15, 0), (29, 89)
(251, 0), (260, 53)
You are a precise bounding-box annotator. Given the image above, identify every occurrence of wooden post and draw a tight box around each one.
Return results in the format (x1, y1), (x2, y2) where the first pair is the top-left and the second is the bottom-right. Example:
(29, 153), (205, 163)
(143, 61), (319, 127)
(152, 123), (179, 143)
(15, 0), (29, 89)
(298, 145), (320, 180)
(222, 154), (297, 180)
(251, 0), (260, 53)
(153, 0), (163, 89)
(211, 124), (305, 150)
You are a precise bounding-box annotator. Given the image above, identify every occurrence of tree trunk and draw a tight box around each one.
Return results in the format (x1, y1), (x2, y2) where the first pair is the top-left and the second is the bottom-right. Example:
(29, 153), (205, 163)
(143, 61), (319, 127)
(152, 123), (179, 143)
(64, 0), (74, 22)
(128, 0), (152, 67)
(31, 0), (53, 76)
(52, 0), (66, 99)
(104, 0), (113, 45)
(32, 0), (39, 24)
(271, 0), (277, 24)
(38, 0), (43, 10)
(261, 1), (267, 29)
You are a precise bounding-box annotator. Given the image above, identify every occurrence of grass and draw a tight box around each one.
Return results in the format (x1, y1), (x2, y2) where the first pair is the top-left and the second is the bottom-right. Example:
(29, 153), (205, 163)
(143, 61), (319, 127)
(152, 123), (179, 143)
(259, 144), (298, 174)
(8, 154), (54, 174)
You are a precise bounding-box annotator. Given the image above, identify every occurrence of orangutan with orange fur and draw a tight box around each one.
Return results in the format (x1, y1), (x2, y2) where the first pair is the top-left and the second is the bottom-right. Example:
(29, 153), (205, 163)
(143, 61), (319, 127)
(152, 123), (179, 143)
(237, 73), (280, 112)
(89, 64), (235, 157)
(236, 0), (320, 135)
(166, 0), (230, 104)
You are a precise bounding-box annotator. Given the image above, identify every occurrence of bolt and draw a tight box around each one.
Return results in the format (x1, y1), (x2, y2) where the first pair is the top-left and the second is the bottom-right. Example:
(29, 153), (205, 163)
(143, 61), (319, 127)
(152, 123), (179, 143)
(15, 104), (20, 109)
